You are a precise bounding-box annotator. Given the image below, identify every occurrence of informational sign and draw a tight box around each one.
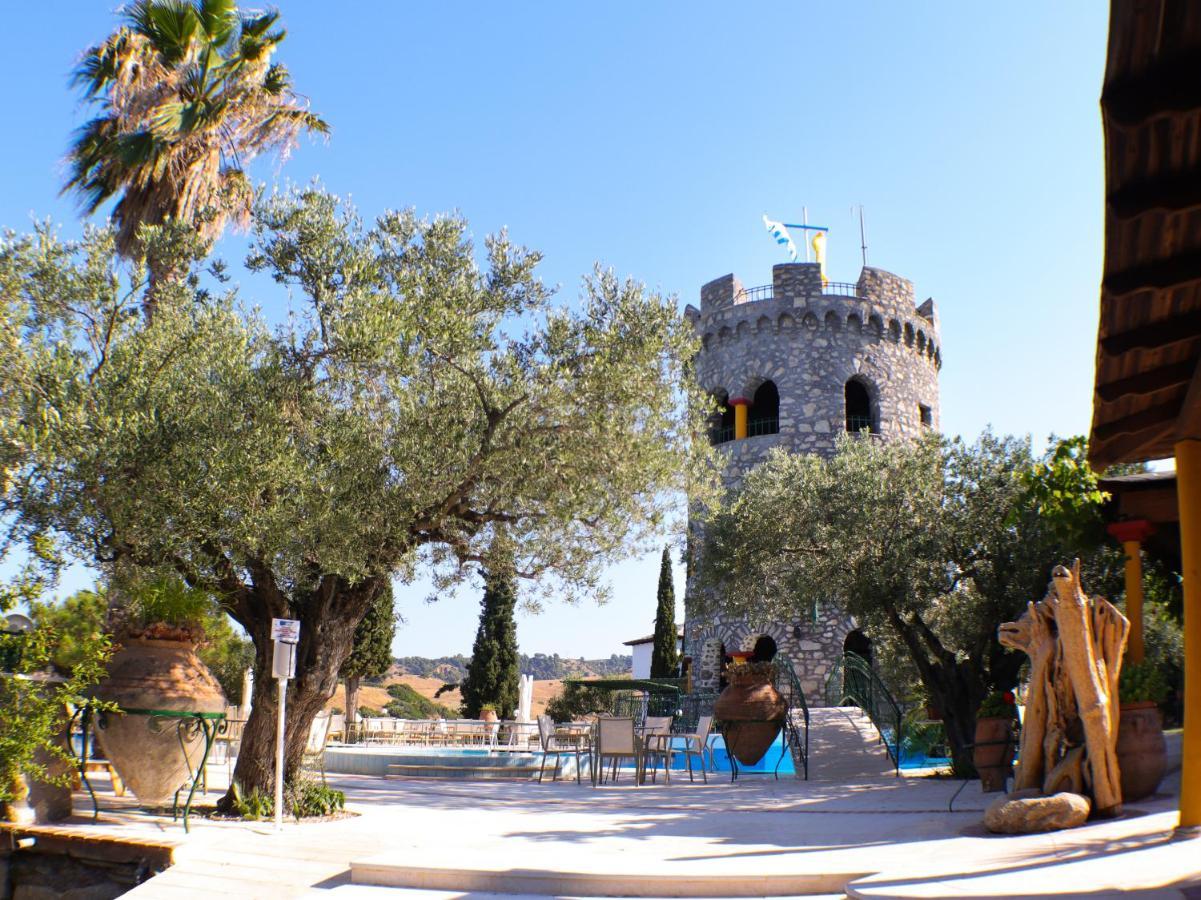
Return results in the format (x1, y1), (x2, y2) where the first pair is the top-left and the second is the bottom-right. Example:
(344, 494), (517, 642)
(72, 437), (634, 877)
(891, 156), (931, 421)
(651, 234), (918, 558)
(270, 618), (301, 643)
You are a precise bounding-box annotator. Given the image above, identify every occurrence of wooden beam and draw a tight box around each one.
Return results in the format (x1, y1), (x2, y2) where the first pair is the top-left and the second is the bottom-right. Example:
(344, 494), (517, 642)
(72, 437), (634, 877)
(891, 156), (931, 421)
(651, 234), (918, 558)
(1175, 357), (1201, 443)
(1100, 310), (1201, 355)
(1096, 358), (1197, 401)
(1103, 52), (1201, 127)
(1109, 172), (1201, 220)
(1103, 253), (1201, 298)
(1092, 423), (1174, 470)
(1093, 399), (1181, 443)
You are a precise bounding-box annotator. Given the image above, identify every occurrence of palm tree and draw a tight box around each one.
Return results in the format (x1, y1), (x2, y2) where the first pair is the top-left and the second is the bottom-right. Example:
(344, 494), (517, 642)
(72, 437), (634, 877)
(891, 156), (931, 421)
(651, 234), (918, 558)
(65, 0), (328, 292)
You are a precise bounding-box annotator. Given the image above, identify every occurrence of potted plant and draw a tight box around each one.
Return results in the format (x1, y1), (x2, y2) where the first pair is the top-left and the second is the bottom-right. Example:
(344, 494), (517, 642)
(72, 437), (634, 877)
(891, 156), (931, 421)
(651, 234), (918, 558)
(973, 690), (1017, 792)
(92, 577), (226, 807)
(479, 703), (499, 724)
(1115, 662), (1168, 802)
(714, 661), (786, 766)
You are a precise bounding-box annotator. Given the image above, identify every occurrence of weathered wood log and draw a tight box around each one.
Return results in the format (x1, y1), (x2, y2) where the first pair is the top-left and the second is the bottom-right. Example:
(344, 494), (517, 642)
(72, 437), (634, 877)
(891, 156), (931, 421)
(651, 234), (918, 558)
(998, 560), (1129, 817)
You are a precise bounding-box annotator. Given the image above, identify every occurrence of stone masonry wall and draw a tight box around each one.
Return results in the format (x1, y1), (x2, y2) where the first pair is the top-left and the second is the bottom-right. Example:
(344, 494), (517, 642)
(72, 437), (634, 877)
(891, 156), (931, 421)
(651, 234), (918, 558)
(683, 263), (942, 705)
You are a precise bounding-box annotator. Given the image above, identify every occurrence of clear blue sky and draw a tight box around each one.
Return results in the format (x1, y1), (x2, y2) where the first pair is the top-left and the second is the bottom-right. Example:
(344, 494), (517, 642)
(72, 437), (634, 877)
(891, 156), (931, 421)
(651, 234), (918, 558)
(0, 2), (1109, 659)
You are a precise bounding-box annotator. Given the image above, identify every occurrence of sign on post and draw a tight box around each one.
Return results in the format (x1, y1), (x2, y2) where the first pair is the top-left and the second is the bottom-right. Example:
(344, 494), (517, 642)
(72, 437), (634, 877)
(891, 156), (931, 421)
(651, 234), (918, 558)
(270, 618), (300, 833)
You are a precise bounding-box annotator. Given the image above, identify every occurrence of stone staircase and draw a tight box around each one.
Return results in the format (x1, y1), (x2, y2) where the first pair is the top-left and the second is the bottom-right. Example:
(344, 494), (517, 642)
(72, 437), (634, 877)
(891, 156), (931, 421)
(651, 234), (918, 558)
(806, 706), (897, 780)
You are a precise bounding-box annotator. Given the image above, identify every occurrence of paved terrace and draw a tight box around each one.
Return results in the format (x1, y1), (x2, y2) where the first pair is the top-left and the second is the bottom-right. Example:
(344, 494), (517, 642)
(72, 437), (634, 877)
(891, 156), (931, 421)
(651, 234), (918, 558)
(22, 763), (1193, 899)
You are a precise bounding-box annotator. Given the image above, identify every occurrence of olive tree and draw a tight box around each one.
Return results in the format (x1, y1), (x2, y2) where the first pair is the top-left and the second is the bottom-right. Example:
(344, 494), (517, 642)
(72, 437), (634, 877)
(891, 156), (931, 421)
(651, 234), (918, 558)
(695, 432), (1099, 774)
(1, 188), (712, 804)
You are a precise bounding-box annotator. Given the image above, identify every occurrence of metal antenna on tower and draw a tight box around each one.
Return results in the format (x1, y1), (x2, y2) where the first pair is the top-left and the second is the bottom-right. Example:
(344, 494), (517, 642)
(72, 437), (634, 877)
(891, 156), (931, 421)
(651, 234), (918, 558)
(855, 205), (869, 267)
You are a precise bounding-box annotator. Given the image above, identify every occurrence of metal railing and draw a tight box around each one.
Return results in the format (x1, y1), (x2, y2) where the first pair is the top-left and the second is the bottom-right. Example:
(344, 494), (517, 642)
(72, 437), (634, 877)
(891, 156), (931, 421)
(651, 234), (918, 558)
(824, 651), (902, 774)
(734, 284), (773, 304)
(711, 425), (734, 445)
(747, 417), (779, 437)
(846, 415), (875, 433)
(822, 281), (862, 297)
(773, 655), (810, 780)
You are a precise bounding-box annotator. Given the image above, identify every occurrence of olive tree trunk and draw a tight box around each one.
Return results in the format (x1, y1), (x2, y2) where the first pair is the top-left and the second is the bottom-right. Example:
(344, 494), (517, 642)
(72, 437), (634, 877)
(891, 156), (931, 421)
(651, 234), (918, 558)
(218, 575), (384, 810)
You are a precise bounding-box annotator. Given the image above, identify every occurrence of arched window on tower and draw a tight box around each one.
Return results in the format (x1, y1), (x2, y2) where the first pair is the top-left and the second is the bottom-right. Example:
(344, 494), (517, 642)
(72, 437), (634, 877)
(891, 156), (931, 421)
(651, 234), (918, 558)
(845, 379), (877, 434)
(710, 391), (735, 445)
(748, 380), (779, 436)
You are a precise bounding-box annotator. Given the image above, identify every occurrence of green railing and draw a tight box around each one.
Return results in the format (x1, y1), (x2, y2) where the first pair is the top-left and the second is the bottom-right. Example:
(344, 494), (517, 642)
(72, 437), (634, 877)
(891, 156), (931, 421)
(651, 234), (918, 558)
(773, 655), (810, 779)
(824, 651), (902, 774)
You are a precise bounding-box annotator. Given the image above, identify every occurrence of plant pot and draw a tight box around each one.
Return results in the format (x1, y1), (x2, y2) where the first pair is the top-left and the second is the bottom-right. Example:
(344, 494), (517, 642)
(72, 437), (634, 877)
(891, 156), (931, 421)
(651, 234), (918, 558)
(1116, 701), (1166, 802)
(714, 672), (786, 766)
(973, 716), (1014, 793)
(92, 638), (225, 807)
(26, 714), (74, 823)
(1, 766), (33, 824)
(480, 709), (499, 724)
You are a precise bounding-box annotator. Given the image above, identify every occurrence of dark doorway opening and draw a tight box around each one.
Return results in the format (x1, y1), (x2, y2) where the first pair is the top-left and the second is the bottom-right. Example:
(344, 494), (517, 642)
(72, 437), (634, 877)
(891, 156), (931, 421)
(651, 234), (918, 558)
(843, 629), (872, 663)
(845, 379), (876, 433)
(750, 634), (778, 662)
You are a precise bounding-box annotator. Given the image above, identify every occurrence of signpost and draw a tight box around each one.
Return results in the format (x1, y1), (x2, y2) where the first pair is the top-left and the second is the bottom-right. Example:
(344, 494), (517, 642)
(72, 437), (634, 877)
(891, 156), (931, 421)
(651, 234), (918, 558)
(270, 617), (300, 833)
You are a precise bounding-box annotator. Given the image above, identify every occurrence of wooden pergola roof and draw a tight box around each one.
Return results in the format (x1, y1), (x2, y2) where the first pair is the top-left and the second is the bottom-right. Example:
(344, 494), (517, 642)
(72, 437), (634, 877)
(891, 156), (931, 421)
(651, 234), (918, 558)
(1090, 0), (1201, 469)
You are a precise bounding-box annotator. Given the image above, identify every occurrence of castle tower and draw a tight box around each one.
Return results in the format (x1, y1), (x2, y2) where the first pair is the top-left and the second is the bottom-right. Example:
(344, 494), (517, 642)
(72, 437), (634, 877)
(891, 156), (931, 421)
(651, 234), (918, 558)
(683, 262), (942, 703)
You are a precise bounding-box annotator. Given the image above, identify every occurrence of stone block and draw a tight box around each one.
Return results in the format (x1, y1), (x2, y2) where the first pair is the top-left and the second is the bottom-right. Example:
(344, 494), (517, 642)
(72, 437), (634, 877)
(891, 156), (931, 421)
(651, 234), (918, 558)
(983, 789), (1090, 834)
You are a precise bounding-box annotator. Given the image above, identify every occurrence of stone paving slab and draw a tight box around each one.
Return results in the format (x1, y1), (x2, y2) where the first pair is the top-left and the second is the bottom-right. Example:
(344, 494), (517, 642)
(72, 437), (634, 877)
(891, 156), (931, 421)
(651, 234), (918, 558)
(50, 767), (1199, 899)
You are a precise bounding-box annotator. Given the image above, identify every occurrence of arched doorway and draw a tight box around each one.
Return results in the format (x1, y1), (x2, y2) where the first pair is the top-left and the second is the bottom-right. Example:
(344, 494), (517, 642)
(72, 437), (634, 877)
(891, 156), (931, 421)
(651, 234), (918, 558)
(843, 629), (872, 663)
(845, 379), (877, 434)
(750, 634), (778, 662)
(748, 381), (780, 436)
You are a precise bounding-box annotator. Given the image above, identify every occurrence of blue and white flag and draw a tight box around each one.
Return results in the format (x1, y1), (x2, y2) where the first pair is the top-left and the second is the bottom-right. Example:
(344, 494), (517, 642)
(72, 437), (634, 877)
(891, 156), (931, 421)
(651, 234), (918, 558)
(762, 215), (797, 261)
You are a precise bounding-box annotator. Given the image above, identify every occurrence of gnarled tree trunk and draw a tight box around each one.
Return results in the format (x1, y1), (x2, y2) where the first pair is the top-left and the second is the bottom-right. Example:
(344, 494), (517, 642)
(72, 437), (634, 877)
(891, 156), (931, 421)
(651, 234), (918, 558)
(218, 574), (387, 811)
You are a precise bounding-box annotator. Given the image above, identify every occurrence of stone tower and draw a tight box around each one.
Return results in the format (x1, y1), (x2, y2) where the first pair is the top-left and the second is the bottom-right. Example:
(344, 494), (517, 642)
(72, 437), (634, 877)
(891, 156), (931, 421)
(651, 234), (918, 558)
(683, 262), (941, 703)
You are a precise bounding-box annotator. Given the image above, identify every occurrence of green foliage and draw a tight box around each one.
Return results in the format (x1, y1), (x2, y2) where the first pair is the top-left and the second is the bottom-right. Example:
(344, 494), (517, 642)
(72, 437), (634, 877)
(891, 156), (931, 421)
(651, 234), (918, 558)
(1, 188), (710, 797)
(1020, 436), (1108, 550)
(284, 778), (345, 820)
(341, 583), (396, 683)
(0, 577), (112, 810)
(66, 0), (328, 262)
(27, 589), (107, 672)
(384, 683), (456, 719)
(460, 558), (520, 719)
(1119, 661), (1170, 705)
(976, 691), (1017, 720)
(695, 431), (1099, 771)
(357, 706), (384, 718)
(115, 576), (212, 640)
(198, 611), (254, 702)
(545, 682), (615, 722)
(650, 545), (678, 678)
(228, 782), (274, 820)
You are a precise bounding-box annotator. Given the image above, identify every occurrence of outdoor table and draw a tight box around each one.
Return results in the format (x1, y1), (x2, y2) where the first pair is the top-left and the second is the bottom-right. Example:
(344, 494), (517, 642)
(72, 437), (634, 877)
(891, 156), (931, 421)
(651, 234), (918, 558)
(74, 702), (227, 832)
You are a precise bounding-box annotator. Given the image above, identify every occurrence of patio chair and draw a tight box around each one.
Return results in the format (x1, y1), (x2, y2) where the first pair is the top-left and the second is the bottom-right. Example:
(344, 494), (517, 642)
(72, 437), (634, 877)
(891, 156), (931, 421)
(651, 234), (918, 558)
(672, 714), (713, 783)
(537, 715), (590, 784)
(302, 709), (333, 784)
(641, 716), (675, 784)
(328, 713), (345, 743)
(593, 716), (642, 786)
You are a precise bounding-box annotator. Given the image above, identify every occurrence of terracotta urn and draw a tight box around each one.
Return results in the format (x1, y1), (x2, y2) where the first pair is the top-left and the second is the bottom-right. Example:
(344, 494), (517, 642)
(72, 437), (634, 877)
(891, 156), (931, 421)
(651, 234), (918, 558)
(92, 638), (225, 807)
(714, 665), (786, 766)
(973, 717), (1015, 792)
(1116, 701), (1166, 802)
(480, 708), (499, 724)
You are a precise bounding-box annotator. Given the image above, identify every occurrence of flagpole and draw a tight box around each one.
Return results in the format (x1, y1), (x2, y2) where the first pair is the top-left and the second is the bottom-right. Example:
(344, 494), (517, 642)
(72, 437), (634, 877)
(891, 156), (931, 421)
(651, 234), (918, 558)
(803, 207), (810, 263)
(859, 205), (868, 267)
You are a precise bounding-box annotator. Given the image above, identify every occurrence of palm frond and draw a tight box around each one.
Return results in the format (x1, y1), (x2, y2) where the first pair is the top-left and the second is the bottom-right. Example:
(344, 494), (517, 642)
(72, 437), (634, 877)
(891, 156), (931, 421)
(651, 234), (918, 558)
(196, 0), (237, 44)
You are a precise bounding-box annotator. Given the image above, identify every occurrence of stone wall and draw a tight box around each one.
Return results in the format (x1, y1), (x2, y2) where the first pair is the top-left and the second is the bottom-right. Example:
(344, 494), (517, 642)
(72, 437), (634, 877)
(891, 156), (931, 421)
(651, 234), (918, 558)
(683, 262), (942, 705)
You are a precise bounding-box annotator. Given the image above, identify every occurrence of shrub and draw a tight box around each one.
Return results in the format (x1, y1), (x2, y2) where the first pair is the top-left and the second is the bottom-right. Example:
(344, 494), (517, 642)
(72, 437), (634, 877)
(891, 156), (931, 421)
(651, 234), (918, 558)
(976, 691), (1017, 720)
(285, 779), (345, 820)
(1119, 661), (1169, 705)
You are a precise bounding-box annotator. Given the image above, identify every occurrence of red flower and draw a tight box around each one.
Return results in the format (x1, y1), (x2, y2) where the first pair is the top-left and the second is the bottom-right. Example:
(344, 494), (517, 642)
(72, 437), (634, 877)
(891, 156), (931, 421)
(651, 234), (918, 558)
(1002, 691), (1016, 705)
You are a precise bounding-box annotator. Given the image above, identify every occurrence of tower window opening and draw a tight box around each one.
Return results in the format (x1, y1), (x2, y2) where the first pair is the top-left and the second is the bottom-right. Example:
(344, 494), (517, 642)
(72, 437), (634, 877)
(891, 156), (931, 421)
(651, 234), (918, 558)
(748, 380), (780, 437)
(919, 404), (933, 428)
(710, 391), (735, 445)
(845, 379), (877, 434)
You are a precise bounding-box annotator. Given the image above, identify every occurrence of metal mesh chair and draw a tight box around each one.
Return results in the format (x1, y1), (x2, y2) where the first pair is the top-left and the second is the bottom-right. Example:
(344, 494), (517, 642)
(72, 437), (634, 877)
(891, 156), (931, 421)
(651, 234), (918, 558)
(593, 717), (642, 786)
(641, 715), (675, 783)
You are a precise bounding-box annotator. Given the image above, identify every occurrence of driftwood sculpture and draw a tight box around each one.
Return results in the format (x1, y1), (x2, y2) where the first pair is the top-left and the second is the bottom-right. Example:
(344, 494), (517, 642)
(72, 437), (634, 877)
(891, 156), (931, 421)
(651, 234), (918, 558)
(998, 560), (1129, 817)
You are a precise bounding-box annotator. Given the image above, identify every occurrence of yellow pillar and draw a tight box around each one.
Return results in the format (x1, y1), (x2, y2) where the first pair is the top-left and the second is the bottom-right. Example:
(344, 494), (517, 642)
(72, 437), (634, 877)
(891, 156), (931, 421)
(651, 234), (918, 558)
(732, 398), (749, 440)
(1175, 439), (1201, 830)
(1107, 520), (1153, 665)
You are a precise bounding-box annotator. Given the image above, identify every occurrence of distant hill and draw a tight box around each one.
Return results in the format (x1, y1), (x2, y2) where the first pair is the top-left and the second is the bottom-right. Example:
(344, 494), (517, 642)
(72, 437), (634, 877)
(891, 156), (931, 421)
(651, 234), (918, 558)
(389, 653), (631, 683)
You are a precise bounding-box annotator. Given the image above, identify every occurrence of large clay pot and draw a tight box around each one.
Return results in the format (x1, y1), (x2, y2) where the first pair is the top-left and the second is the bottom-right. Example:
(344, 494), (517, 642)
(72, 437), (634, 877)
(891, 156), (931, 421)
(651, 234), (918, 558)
(1116, 701), (1166, 802)
(480, 709), (499, 724)
(973, 717), (1015, 792)
(714, 669), (787, 766)
(93, 638), (225, 807)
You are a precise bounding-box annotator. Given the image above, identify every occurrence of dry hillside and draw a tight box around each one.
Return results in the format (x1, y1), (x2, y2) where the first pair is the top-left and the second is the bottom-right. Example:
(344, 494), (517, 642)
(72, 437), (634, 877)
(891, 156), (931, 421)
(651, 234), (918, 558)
(326, 674), (562, 717)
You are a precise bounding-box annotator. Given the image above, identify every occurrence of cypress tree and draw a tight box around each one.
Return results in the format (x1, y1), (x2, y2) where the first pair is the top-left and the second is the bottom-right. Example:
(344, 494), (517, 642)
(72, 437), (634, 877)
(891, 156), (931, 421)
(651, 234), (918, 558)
(461, 560), (520, 719)
(650, 545), (679, 677)
(340, 582), (396, 732)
